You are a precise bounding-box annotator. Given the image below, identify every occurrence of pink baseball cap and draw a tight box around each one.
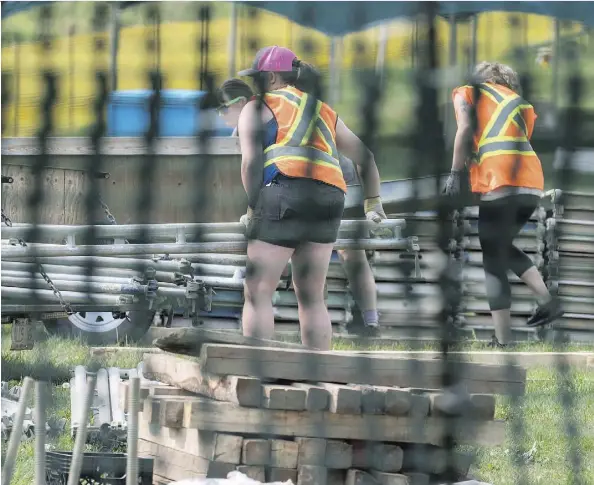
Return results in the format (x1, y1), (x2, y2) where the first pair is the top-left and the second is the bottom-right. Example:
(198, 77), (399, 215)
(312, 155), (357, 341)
(238, 46), (298, 77)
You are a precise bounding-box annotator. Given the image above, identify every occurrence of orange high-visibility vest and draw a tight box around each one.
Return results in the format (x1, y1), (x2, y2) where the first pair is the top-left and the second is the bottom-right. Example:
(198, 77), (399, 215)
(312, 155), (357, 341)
(262, 86), (347, 193)
(452, 82), (544, 194)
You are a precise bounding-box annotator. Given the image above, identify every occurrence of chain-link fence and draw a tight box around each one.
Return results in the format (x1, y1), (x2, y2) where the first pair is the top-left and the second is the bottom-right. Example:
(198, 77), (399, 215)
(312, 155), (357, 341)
(1, 2), (593, 485)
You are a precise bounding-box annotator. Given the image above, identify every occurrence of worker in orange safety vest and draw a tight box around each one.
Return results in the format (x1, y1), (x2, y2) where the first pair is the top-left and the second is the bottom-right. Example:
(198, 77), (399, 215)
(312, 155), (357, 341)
(233, 46), (386, 350)
(445, 61), (564, 346)
(217, 73), (383, 339)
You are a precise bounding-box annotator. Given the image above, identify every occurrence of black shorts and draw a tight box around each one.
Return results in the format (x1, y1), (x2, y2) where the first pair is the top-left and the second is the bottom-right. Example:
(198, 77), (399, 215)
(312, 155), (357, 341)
(247, 175), (346, 249)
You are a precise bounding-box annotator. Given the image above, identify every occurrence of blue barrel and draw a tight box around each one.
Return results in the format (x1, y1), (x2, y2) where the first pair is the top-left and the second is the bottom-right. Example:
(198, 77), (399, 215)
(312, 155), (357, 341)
(107, 89), (234, 137)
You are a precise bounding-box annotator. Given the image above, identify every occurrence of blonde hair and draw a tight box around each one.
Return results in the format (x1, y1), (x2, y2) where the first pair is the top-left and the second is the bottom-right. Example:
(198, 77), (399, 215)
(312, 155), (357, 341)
(473, 62), (521, 93)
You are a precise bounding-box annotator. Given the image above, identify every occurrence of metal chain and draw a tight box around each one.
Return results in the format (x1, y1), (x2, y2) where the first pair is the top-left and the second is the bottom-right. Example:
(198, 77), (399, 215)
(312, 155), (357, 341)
(1, 208), (13, 227)
(98, 197), (118, 225)
(14, 238), (74, 315)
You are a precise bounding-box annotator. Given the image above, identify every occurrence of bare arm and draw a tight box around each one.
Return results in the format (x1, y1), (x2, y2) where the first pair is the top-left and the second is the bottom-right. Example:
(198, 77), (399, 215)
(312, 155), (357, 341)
(451, 93), (474, 171)
(335, 118), (381, 199)
(237, 100), (263, 208)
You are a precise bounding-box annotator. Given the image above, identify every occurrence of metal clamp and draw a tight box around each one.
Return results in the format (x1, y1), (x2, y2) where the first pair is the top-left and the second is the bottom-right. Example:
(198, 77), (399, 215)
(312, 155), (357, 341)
(407, 236), (420, 252)
(118, 295), (135, 305)
(1, 208), (13, 227)
(186, 281), (200, 315)
(145, 266), (157, 281)
(144, 279), (159, 310)
(201, 285), (214, 312)
(1, 176), (14, 184)
(178, 258), (193, 275)
(174, 272), (191, 286)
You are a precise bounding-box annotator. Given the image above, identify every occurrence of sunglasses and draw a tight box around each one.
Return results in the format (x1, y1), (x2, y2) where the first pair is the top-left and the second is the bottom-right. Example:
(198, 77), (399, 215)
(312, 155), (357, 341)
(217, 96), (246, 115)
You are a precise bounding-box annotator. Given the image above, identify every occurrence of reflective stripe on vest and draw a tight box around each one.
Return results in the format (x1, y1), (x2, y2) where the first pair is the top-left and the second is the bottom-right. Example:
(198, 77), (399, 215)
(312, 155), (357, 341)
(468, 83), (529, 139)
(263, 146), (341, 170)
(263, 90), (342, 177)
(475, 84), (536, 164)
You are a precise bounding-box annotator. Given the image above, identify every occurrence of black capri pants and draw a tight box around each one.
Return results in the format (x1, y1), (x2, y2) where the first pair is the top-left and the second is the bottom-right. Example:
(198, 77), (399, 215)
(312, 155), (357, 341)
(478, 194), (540, 311)
(247, 175), (346, 249)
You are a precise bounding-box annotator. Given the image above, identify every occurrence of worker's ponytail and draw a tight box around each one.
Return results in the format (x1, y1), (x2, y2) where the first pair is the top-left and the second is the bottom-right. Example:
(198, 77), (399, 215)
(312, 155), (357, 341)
(293, 60), (322, 96)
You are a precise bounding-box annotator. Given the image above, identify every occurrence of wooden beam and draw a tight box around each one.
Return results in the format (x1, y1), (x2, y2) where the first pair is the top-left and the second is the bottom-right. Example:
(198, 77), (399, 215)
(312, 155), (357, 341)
(237, 466), (266, 482)
(138, 414), (243, 463)
(262, 385), (307, 411)
(296, 438), (327, 466)
(154, 327), (305, 356)
(200, 344), (526, 395)
(298, 465), (328, 485)
(325, 440), (353, 469)
(292, 383), (330, 411)
(346, 469), (380, 485)
(154, 397), (506, 446)
(143, 352), (263, 407)
(138, 438), (235, 481)
(242, 439), (271, 466)
(268, 468), (298, 483)
(318, 383), (362, 414)
(270, 439), (299, 469)
(352, 442), (404, 473)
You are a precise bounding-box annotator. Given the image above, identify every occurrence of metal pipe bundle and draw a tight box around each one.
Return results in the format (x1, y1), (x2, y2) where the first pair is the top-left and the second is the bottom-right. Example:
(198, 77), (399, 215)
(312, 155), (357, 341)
(1, 219), (405, 242)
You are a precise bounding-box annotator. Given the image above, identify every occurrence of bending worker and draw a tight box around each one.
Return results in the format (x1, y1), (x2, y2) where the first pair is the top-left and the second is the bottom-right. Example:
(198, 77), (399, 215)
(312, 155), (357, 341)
(445, 61), (564, 347)
(231, 46), (386, 349)
(218, 74), (382, 333)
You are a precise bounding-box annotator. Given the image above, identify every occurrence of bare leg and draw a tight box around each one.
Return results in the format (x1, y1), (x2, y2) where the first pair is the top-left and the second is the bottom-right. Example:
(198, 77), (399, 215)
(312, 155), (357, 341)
(337, 249), (378, 325)
(519, 266), (551, 304)
(292, 242), (335, 350)
(242, 240), (294, 340)
(491, 308), (513, 345)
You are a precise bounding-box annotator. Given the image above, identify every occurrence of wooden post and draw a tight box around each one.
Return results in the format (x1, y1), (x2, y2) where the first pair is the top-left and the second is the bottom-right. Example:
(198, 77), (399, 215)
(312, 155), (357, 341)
(228, 2), (238, 78)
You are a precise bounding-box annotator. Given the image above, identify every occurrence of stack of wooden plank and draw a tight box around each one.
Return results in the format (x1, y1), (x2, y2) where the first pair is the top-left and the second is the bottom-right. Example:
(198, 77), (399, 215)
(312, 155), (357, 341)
(125, 331), (525, 484)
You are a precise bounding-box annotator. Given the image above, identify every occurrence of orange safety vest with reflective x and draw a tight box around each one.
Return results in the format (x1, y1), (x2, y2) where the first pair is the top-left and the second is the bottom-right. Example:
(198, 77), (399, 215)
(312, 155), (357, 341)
(452, 82), (544, 194)
(261, 86), (347, 193)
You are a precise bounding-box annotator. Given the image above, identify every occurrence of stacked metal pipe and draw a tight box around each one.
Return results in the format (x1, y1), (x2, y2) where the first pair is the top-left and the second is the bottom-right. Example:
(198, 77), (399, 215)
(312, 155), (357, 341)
(384, 203), (549, 342)
(0, 219), (408, 334)
(542, 190), (594, 343)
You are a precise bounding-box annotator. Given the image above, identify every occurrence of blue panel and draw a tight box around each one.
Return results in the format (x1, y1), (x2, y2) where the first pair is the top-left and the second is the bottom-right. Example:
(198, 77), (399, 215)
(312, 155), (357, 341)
(107, 89), (233, 137)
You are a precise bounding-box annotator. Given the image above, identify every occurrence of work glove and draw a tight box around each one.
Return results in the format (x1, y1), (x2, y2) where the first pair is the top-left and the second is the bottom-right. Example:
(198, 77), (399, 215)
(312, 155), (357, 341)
(444, 170), (463, 197)
(364, 196), (391, 238)
(240, 207), (253, 228)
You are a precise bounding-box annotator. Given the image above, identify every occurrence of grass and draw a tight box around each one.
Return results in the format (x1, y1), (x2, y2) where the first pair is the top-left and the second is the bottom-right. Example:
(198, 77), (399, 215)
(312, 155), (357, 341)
(473, 366), (594, 485)
(1, 325), (593, 485)
(1, 326), (145, 383)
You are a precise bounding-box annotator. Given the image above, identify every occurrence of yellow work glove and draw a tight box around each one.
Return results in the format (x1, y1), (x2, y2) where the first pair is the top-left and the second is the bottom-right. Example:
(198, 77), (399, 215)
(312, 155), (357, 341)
(240, 207), (253, 228)
(364, 196), (391, 237)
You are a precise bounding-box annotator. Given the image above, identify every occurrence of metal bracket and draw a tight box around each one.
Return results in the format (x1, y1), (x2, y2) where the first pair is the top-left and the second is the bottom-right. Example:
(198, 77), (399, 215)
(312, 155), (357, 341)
(174, 272), (191, 286)
(178, 258), (193, 275)
(144, 279), (159, 310)
(200, 285), (214, 312)
(10, 318), (34, 351)
(407, 236), (420, 252)
(1, 176), (14, 184)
